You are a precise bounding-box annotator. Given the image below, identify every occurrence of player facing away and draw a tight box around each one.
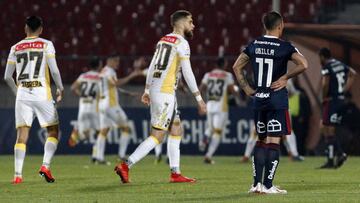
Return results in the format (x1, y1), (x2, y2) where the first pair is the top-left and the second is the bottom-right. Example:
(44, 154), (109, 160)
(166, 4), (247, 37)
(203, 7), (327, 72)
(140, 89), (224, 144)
(114, 10), (207, 183)
(233, 11), (308, 194)
(199, 58), (239, 164)
(94, 55), (142, 164)
(4, 16), (64, 184)
(68, 57), (102, 161)
(318, 48), (357, 169)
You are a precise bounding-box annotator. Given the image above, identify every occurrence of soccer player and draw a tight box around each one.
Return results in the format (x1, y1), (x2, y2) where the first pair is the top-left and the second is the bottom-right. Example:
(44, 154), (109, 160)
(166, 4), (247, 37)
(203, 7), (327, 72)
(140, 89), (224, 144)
(318, 47), (357, 169)
(4, 16), (64, 184)
(233, 11), (308, 194)
(68, 57), (102, 162)
(199, 57), (239, 164)
(94, 55), (142, 164)
(114, 10), (207, 183)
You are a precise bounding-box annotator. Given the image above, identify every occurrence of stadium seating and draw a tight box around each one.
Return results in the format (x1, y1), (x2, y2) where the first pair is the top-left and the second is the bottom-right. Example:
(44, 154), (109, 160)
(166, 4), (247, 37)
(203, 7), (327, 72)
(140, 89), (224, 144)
(0, 0), (336, 83)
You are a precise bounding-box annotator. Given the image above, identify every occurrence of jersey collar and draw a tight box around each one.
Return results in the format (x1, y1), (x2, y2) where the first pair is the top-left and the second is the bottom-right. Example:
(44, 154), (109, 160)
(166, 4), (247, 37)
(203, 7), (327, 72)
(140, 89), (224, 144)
(263, 35), (278, 39)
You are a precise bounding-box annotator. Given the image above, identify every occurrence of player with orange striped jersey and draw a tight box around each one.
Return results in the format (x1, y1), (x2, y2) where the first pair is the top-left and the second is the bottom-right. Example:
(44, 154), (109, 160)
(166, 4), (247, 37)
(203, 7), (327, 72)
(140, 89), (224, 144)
(4, 16), (64, 184)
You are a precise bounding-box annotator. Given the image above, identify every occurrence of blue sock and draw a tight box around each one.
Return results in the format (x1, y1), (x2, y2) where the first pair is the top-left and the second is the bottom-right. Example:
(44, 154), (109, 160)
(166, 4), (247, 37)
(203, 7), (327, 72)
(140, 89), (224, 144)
(263, 143), (280, 189)
(252, 141), (266, 187)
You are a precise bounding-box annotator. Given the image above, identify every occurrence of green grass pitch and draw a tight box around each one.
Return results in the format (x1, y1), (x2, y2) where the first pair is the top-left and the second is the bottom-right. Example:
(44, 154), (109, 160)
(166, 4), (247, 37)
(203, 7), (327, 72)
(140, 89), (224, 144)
(0, 155), (359, 202)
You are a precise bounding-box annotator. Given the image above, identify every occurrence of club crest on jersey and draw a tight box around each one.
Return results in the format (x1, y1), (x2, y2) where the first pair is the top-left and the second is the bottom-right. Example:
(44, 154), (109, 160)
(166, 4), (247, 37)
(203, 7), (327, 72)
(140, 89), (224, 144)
(161, 36), (178, 44)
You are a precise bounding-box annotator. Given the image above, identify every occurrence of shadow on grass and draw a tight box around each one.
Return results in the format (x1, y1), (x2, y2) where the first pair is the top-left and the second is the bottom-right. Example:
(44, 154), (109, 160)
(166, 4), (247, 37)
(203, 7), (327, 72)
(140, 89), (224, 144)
(175, 193), (258, 202)
(77, 181), (170, 192)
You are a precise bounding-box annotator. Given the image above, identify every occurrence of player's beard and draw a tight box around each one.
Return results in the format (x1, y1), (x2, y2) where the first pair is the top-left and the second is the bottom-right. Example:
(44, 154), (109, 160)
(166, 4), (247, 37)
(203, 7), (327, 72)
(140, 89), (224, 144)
(184, 29), (193, 40)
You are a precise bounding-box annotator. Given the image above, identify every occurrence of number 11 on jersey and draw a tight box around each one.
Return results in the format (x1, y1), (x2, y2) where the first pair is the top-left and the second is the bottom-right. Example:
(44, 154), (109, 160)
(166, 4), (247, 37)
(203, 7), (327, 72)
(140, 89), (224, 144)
(256, 57), (273, 87)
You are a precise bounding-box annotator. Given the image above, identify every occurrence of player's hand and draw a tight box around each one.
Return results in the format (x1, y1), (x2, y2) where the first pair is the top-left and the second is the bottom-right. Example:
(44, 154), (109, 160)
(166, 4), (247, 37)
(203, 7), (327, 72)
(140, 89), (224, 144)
(197, 100), (207, 115)
(56, 89), (64, 103)
(271, 75), (288, 91)
(141, 92), (150, 106)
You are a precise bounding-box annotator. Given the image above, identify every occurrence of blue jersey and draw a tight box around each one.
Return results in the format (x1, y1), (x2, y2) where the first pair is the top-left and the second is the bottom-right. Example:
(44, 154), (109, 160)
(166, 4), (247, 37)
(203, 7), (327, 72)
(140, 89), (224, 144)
(321, 59), (349, 100)
(244, 35), (298, 110)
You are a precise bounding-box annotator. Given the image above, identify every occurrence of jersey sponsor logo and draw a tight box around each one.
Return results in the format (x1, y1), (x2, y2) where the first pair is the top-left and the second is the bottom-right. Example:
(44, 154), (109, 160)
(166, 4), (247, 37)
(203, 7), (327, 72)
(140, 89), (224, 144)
(209, 72), (226, 78)
(15, 41), (44, 51)
(255, 92), (270, 98)
(160, 36), (178, 44)
(83, 74), (100, 80)
(267, 119), (281, 132)
(21, 81), (43, 88)
(254, 40), (280, 46)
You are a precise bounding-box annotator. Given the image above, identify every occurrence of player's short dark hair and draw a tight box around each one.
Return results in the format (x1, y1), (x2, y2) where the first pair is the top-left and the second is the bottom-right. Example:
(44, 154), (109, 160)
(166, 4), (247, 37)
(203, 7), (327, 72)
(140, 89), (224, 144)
(262, 11), (283, 30)
(107, 53), (119, 60)
(319, 47), (332, 58)
(89, 57), (101, 70)
(26, 16), (43, 32)
(217, 57), (225, 68)
(170, 10), (192, 27)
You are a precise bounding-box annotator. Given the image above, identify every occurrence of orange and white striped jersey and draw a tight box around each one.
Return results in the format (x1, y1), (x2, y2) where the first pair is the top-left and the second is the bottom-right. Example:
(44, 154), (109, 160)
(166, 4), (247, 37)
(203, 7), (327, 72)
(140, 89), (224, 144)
(7, 37), (56, 101)
(76, 70), (100, 113)
(147, 33), (190, 95)
(98, 66), (119, 109)
(201, 69), (235, 112)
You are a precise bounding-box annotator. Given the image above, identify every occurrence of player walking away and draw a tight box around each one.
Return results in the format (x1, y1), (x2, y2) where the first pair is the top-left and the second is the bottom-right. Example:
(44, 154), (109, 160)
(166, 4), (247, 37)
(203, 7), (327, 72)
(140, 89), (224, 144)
(114, 10), (207, 183)
(4, 16), (64, 184)
(199, 57), (239, 164)
(233, 11), (308, 194)
(318, 48), (357, 169)
(68, 57), (102, 162)
(94, 55), (142, 164)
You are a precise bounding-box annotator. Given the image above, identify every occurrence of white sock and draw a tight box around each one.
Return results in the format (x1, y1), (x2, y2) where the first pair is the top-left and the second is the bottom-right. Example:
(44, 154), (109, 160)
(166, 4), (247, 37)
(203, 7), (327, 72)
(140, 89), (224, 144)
(42, 137), (58, 168)
(118, 131), (130, 159)
(14, 143), (26, 177)
(96, 133), (107, 161)
(91, 144), (97, 159)
(205, 133), (221, 158)
(244, 135), (257, 158)
(167, 135), (181, 174)
(128, 136), (159, 168)
(155, 143), (163, 157)
(285, 131), (299, 157)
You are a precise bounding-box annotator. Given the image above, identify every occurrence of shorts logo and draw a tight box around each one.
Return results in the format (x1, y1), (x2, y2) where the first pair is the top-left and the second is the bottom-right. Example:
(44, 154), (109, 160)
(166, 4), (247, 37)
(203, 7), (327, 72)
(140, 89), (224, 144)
(267, 119), (281, 132)
(330, 113), (342, 124)
(256, 121), (266, 133)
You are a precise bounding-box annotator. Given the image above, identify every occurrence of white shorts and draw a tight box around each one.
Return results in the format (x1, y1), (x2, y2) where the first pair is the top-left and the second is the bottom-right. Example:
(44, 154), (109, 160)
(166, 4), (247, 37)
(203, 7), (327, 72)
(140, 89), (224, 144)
(15, 100), (59, 128)
(150, 92), (179, 131)
(205, 111), (228, 136)
(78, 111), (100, 134)
(99, 106), (128, 129)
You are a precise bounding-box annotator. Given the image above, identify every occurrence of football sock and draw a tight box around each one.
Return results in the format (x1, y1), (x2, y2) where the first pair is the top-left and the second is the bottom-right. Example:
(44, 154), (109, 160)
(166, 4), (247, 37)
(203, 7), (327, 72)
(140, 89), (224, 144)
(14, 143), (26, 177)
(91, 144), (97, 159)
(326, 136), (335, 164)
(252, 141), (267, 187)
(285, 131), (299, 157)
(205, 132), (221, 158)
(263, 143), (280, 189)
(118, 131), (130, 159)
(168, 135), (181, 174)
(155, 143), (163, 158)
(335, 134), (344, 156)
(127, 135), (159, 168)
(244, 134), (257, 158)
(42, 137), (58, 168)
(96, 133), (107, 161)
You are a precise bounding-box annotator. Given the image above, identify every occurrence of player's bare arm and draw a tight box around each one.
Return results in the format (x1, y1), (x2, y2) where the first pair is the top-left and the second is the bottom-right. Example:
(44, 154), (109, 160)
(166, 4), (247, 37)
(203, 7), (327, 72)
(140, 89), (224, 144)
(271, 52), (308, 91)
(70, 80), (81, 96)
(232, 52), (255, 96)
(322, 75), (330, 101)
(141, 84), (151, 106)
(343, 67), (357, 93)
(114, 70), (143, 87)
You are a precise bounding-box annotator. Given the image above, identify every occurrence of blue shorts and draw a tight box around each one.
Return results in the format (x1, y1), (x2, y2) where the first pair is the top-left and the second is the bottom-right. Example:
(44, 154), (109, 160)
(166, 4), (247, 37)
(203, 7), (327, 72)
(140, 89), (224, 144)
(254, 109), (292, 139)
(322, 99), (344, 126)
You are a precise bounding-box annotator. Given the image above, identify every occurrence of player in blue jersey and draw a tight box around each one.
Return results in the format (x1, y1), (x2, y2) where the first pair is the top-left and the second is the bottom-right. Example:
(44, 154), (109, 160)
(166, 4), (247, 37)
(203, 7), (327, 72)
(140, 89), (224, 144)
(318, 47), (357, 169)
(233, 11), (308, 194)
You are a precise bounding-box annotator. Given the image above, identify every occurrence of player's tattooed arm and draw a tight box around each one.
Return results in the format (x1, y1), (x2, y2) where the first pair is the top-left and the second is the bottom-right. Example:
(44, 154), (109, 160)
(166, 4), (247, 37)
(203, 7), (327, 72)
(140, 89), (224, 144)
(271, 52), (308, 91)
(233, 52), (255, 96)
(343, 67), (357, 93)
